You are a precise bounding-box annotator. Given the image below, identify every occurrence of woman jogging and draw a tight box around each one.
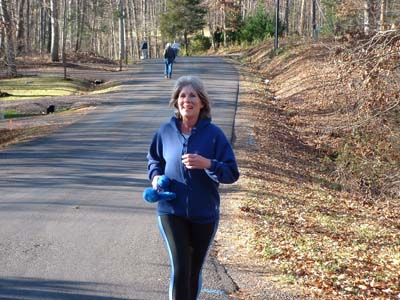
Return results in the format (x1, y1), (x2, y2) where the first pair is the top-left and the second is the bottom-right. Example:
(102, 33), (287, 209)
(146, 75), (239, 300)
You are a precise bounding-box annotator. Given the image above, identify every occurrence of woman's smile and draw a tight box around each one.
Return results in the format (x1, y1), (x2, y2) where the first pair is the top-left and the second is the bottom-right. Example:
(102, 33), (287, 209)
(178, 85), (204, 119)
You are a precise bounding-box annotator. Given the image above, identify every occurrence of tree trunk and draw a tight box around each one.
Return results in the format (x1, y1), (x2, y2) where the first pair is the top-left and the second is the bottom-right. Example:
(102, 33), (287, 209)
(40, 3), (45, 53)
(91, 0), (99, 53)
(118, 0), (125, 70)
(126, 0), (135, 61)
(67, 0), (72, 49)
(109, 0), (117, 59)
(184, 31), (188, 55)
(79, 1), (87, 50)
(50, 0), (60, 61)
(129, 0), (141, 59)
(124, 7), (129, 63)
(0, 0), (18, 77)
(285, 0), (290, 36)
(299, 0), (305, 35)
(75, 0), (79, 51)
(75, 0), (84, 51)
(148, 0), (155, 58)
(17, 0), (26, 54)
(364, 0), (370, 35)
(26, 0), (31, 52)
(47, 8), (52, 53)
(0, 27), (4, 56)
(380, 0), (386, 31)
(62, 0), (68, 79)
(312, 0), (317, 40)
(142, 0), (150, 57)
(222, 2), (227, 47)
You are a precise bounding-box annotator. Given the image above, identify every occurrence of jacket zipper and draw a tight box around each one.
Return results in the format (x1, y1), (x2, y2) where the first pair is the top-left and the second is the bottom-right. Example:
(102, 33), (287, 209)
(180, 132), (190, 218)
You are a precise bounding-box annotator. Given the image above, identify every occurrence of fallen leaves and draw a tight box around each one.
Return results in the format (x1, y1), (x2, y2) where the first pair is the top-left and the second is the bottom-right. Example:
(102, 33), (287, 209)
(232, 37), (400, 300)
(0, 125), (62, 147)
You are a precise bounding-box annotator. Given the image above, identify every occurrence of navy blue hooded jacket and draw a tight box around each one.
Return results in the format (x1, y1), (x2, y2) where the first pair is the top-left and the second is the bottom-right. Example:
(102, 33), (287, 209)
(147, 116), (239, 223)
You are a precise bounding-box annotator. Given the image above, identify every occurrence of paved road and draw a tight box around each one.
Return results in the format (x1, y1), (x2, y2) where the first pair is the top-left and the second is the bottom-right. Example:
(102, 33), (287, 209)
(0, 56), (239, 300)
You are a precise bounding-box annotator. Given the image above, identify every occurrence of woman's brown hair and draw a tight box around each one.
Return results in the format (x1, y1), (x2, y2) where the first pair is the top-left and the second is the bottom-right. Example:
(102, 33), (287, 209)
(169, 76), (211, 119)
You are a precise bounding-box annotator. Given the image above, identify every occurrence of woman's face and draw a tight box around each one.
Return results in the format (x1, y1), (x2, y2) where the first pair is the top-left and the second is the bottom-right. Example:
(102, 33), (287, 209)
(178, 85), (204, 120)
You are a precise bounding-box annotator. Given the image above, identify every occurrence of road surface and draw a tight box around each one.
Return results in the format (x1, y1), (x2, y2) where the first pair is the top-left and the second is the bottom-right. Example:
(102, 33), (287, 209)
(0, 56), (240, 300)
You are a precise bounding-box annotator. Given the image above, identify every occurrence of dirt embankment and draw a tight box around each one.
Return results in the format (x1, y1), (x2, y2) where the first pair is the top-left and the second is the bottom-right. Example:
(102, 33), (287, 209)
(216, 37), (399, 300)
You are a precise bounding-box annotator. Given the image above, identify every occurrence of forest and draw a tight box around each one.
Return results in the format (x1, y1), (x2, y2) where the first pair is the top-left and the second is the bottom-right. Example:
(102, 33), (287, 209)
(1, 0), (399, 77)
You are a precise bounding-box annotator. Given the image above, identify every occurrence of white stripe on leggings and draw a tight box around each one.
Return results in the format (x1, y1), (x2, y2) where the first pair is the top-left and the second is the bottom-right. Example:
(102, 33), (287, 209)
(158, 216), (175, 300)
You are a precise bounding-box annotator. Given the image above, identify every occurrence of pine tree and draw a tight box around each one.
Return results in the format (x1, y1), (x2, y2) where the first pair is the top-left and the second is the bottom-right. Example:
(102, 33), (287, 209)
(160, 0), (207, 55)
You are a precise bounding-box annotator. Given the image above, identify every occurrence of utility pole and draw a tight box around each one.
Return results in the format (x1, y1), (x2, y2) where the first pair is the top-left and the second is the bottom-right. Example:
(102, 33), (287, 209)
(118, 0), (125, 71)
(274, 0), (280, 50)
(62, 0), (68, 79)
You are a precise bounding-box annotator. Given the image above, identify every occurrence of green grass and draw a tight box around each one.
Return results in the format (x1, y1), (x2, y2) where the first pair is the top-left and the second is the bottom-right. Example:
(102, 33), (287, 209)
(3, 110), (40, 119)
(0, 76), (112, 101)
(90, 82), (121, 94)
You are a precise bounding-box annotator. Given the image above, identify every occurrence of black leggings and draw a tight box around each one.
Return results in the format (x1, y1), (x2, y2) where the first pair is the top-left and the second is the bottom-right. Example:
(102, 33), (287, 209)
(158, 215), (218, 300)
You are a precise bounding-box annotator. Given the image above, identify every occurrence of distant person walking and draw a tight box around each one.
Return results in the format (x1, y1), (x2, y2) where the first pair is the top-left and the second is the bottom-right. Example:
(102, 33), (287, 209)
(213, 28), (222, 49)
(172, 41), (180, 61)
(141, 40), (148, 59)
(163, 43), (176, 79)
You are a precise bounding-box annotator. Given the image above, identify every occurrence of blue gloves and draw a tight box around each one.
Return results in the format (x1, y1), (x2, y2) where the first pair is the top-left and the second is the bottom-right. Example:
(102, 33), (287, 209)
(143, 175), (176, 203)
(157, 175), (171, 190)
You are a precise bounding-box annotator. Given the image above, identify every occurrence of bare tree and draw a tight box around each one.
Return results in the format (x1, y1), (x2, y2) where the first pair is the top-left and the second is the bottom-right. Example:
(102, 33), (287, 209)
(129, 0), (141, 59)
(125, 0), (135, 61)
(90, 0), (98, 53)
(109, 0), (117, 58)
(4, 0), (400, 61)
(50, 0), (60, 61)
(380, 0), (387, 31)
(364, 0), (370, 35)
(118, 0), (125, 69)
(75, 0), (86, 51)
(17, 0), (26, 53)
(62, 0), (68, 78)
(0, 0), (18, 76)
(299, 0), (305, 35)
(312, 0), (317, 39)
(285, 0), (290, 36)
(37, 0), (44, 53)
(26, 0), (31, 52)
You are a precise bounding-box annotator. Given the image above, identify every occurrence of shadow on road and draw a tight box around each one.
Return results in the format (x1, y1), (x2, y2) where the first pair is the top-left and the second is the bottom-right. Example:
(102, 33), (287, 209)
(0, 277), (148, 300)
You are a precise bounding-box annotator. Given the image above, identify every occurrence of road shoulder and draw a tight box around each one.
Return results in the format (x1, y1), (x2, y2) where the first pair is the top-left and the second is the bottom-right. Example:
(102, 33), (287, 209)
(214, 68), (310, 300)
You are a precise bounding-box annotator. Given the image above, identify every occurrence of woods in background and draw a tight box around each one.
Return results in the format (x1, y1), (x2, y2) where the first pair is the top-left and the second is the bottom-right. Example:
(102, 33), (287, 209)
(0, 0), (399, 77)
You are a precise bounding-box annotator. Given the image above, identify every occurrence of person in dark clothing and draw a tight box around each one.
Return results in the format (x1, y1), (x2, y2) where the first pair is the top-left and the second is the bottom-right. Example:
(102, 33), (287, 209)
(213, 27), (222, 49)
(163, 43), (176, 79)
(146, 75), (239, 300)
(141, 40), (148, 59)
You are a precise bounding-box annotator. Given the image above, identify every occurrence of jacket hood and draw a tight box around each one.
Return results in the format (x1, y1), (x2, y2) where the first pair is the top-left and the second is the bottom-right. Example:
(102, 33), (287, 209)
(170, 116), (211, 133)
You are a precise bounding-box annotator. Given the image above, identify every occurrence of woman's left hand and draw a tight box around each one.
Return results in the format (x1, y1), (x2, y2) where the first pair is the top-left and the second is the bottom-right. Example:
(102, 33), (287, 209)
(181, 154), (211, 169)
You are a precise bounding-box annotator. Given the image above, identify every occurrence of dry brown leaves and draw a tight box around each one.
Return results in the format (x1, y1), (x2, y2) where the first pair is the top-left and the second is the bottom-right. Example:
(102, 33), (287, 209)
(15, 51), (117, 67)
(223, 37), (400, 299)
(0, 125), (63, 148)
